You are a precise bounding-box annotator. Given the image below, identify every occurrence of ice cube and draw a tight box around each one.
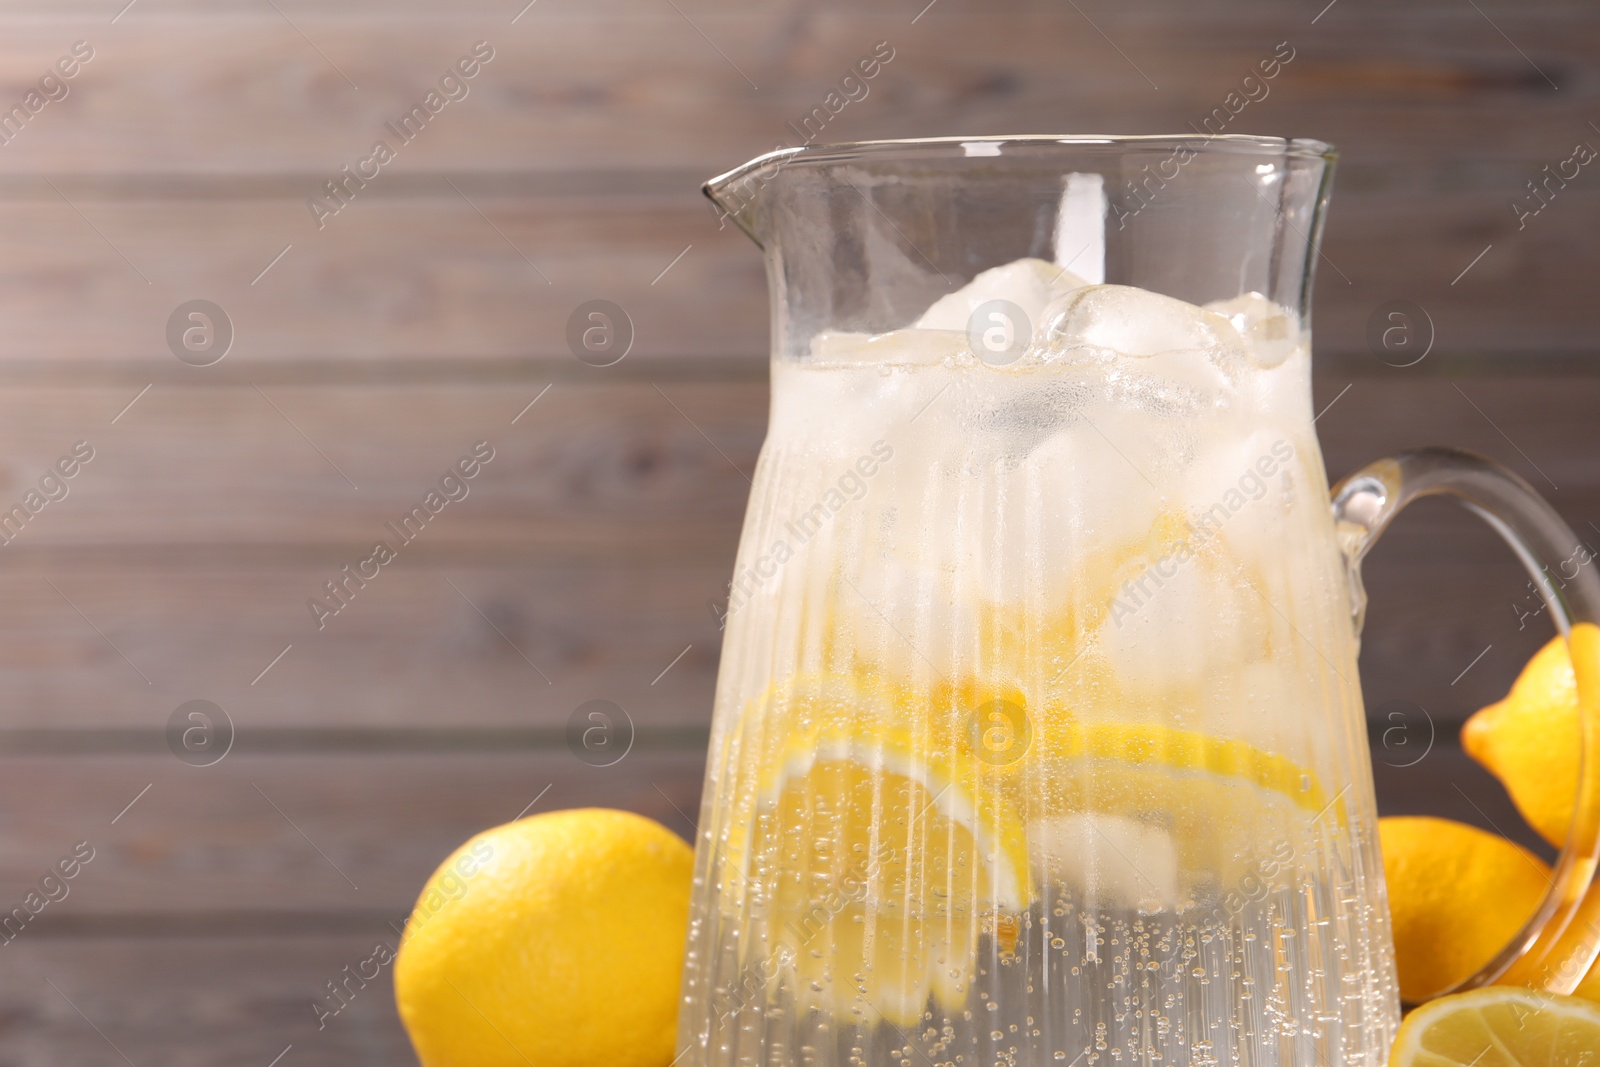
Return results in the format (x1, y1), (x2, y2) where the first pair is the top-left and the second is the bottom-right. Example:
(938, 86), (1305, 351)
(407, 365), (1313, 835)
(915, 257), (1090, 335)
(809, 259), (1098, 368)
(1205, 292), (1301, 369)
(961, 376), (1093, 451)
(808, 327), (963, 366)
(1030, 812), (1180, 913)
(1044, 284), (1247, 358)
(1042, 284), (1252, 410)
(768, 360), (908, 447)
(1092, 525), (1273, 703)
(1201, 659), (1311, 763)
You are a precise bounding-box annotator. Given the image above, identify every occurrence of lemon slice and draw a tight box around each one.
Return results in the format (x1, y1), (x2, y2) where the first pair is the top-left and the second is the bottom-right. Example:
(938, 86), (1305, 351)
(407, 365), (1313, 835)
(719, 670), (1337, 1022)
(1030, 720), (1338, 906)
(1389, 987), (1600, 1066)
(1046, 720), (1335, 816)
(756, 724), (1029, 1027)
(727, 671), (1335, 896)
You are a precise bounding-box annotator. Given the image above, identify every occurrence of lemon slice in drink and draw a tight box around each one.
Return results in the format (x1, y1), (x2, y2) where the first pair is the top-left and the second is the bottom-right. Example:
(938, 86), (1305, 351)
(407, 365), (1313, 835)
(1013, 718), (1339, 914)
(753, 720), (1029, 1027)
(722, 670), (1334, 1023)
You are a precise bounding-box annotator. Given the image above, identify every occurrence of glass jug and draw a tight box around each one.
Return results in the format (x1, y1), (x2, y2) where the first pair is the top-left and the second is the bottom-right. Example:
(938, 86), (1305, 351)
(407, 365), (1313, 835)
(680, 136), (1600, 1066)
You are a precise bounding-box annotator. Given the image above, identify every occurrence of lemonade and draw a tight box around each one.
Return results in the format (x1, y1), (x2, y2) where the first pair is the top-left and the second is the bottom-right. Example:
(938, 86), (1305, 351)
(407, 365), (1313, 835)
(679, 259), (1400, 1065)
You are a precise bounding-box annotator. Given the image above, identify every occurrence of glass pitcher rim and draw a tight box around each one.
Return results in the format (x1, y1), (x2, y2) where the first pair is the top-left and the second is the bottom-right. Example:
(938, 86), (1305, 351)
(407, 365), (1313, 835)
(705, 133), (1338, 204)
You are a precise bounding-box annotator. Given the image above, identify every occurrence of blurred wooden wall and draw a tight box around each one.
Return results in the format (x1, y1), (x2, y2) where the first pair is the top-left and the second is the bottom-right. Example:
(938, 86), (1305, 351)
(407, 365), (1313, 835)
(0, 0), (1595, 1062)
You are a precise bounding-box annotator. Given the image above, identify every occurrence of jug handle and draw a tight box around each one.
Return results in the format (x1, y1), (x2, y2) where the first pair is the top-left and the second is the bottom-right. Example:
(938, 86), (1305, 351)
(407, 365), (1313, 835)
(1331, 447), (1600, 1003)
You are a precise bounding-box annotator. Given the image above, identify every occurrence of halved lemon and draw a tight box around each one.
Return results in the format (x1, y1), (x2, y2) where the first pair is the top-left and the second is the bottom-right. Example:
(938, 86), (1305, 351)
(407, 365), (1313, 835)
(1389, 986), (1600, 1065)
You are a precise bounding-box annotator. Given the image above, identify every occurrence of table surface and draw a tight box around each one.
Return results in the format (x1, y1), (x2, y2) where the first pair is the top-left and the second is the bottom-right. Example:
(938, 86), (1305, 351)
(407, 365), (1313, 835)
(0, 1), (1596, 1062)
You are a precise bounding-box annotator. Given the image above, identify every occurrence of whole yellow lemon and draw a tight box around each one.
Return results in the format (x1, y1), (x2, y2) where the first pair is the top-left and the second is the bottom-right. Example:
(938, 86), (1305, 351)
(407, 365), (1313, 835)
(394, 808), (694, 1067)
(1378, 815), (1550, 1003)
(1461, 632), (1588, 849)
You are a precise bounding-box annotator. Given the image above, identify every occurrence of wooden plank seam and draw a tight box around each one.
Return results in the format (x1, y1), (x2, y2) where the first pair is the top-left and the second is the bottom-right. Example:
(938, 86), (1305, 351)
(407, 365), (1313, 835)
(307, 41), (498, 233)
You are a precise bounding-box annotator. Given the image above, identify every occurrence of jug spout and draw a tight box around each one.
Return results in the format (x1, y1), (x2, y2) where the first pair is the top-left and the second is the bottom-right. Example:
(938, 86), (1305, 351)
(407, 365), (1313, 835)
(704, 146), (803, 248)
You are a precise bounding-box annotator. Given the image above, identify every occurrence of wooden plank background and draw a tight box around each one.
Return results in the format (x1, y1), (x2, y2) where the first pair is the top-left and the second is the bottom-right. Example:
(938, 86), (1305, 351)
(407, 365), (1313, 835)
(0, 0), (1596, 1062)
